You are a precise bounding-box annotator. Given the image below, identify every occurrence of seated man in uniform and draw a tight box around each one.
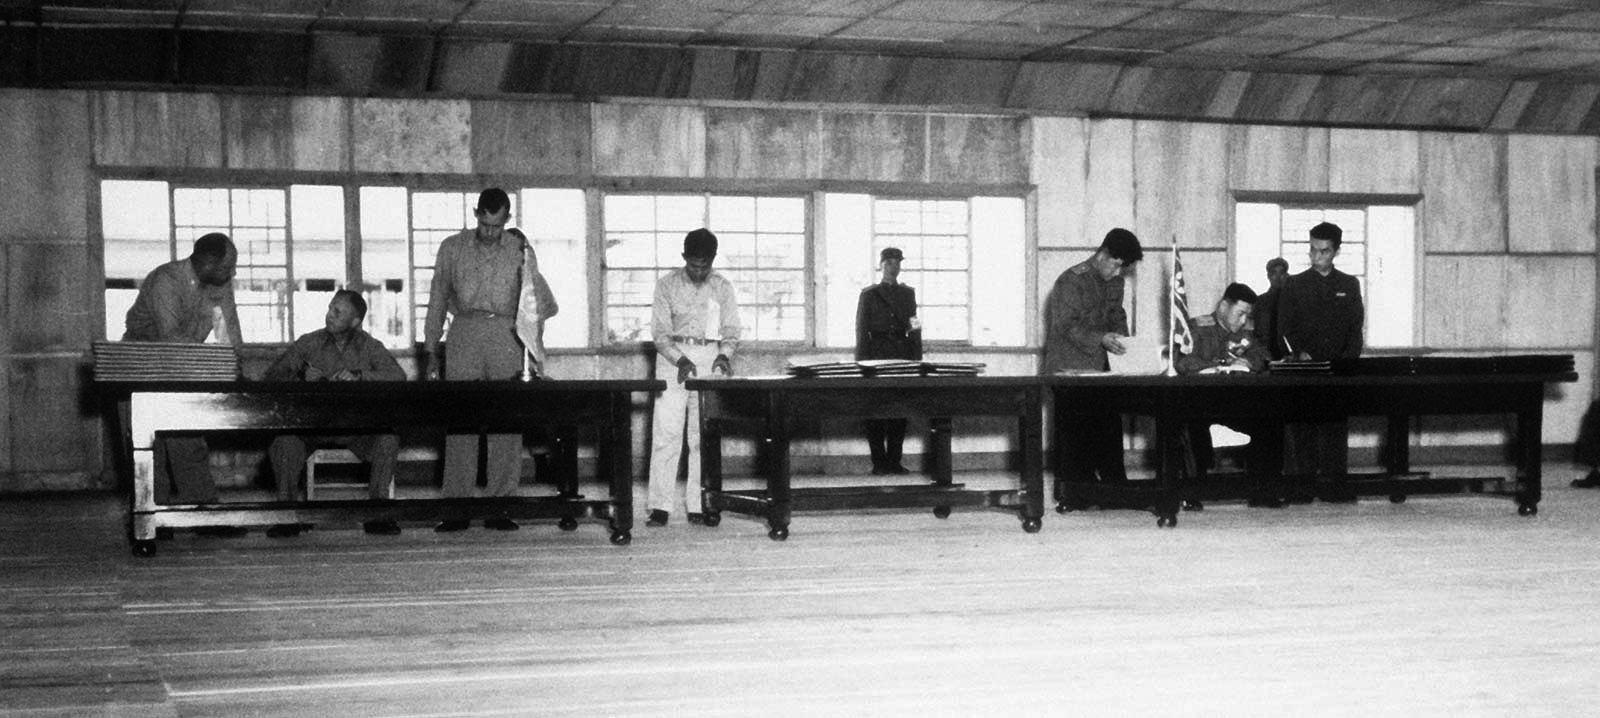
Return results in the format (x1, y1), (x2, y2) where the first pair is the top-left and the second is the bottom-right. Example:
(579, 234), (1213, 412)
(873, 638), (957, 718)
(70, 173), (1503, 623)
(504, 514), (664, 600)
(1174, 282), (1283, 508)
(262, 289), (408, 537)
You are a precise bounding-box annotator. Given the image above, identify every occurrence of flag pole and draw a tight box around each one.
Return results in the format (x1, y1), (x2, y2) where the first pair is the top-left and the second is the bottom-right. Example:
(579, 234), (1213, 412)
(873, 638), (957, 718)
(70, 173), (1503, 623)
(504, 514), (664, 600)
(1167, 236), (1178, 377)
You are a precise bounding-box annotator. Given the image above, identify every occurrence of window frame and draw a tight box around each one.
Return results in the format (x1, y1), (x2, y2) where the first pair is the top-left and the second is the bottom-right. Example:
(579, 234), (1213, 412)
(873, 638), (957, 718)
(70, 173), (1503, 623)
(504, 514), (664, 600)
(1231, 191), (1422, 350)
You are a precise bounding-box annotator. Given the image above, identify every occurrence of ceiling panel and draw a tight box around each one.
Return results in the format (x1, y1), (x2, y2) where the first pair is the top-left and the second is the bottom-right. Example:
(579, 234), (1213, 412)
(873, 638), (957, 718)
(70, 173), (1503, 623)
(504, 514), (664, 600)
(3, 0), (1600, 88)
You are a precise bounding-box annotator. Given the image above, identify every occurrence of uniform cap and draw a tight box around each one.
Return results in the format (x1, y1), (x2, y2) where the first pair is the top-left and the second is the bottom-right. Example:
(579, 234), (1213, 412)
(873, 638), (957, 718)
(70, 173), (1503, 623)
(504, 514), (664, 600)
(880, 247), (904, 262)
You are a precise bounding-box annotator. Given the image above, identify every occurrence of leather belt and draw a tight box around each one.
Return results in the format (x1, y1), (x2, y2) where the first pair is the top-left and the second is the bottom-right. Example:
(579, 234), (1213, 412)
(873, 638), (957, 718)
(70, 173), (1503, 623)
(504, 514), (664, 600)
(456, 309), (511, 320)
(668, 335), (717, 345)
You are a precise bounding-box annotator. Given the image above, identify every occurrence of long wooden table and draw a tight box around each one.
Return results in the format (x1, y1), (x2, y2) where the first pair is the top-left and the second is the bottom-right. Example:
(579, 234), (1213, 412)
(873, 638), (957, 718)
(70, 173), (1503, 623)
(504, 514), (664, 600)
(689, 375), (1045, 540)
(103, 379), (661, 555)
(1044, 367), (1577, 527)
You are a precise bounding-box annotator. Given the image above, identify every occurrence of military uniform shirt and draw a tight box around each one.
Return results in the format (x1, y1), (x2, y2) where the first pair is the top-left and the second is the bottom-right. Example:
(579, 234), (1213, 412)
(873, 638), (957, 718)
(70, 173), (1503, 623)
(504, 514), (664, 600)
(263, 328), (406, 382)
(1278, 268), (1364, 360)
(1042, 259), (1127, 374)
(1175, 314), (1271, 375)
(855, 282), (922, 361)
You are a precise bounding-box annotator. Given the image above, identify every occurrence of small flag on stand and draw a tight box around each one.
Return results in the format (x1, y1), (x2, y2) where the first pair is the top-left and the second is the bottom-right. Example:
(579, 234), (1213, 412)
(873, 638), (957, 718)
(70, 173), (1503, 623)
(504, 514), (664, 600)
(512, 229), (559, 377)
(1169, 240), (1194, 375)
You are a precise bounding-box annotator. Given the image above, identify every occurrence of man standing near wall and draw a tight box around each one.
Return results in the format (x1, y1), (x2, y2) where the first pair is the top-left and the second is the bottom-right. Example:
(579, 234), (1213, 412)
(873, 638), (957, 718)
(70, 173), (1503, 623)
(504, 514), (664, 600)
(1042, 228), (1144, 488)
(856, 246), (922, 475)
(123, 232), (246, 536)
(647, 229), (741, 527)
(1278, 221), (1365, 502)
(423, 188), (526, 532)
(1254, 257), (1290, 360)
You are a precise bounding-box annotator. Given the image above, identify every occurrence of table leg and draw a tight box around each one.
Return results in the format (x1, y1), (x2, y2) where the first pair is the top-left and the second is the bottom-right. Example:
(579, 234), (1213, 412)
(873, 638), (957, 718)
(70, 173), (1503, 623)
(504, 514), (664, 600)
(766, 402), (791, 541)
(607, 394), (633, 545)
(1155, 415), (1181, 528)
(1018, 400), (1044, 533)
(1516, 389), (1543, 516)
(701, 410), (724, 527)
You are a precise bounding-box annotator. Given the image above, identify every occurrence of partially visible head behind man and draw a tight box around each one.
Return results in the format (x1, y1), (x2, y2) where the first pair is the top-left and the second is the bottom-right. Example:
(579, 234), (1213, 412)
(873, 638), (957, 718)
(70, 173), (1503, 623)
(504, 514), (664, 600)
(191, 232), (237, 287)
(1309, 221), (1343, 249)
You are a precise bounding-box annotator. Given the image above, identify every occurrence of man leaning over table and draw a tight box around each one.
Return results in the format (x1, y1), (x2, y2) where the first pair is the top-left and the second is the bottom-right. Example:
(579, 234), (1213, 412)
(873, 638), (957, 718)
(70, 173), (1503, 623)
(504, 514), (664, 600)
(262, 289), (407, 538)
(1174, 282), (1283, 509)
(1041, 228), (1144, 489)
(123, 232), (246, 537)
(647, 228), (742, 528)
(422, 188), (527, 533)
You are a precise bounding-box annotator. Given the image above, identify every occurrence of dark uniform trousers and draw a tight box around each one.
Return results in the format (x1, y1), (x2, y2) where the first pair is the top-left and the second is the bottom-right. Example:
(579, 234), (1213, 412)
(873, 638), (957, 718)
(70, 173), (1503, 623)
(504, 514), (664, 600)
(856, 282), (921, 472)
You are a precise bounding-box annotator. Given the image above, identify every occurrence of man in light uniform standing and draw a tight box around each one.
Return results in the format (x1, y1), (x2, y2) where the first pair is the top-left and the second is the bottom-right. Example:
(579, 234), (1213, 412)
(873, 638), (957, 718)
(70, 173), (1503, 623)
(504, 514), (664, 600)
(647, 228), (741, 527)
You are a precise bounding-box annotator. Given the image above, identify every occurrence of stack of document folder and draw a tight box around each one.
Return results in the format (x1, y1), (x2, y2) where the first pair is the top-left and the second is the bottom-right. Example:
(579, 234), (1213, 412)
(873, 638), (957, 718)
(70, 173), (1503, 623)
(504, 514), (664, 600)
(92, 341), (238, 382)
(785, 359), (987, 378)
(1267, 360), (1333, 375)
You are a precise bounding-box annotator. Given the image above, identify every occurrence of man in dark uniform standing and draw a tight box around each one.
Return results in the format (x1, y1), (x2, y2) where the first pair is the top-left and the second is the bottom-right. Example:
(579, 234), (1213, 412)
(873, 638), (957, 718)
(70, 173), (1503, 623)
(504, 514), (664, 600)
(1175, 282), (1283, 507)
(1278, 221), (1365, 502)
(1253, 257), (1290, 360)
(855, 247), (922, 475)
(1042, 228), (1144, 488)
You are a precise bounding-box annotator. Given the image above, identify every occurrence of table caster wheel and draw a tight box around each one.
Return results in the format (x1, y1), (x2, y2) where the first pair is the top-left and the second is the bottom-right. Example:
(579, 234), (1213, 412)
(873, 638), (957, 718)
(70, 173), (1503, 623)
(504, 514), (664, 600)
(933, 505), (951, 519)
(609, 530), (631, 546)
(1022, 518), (1041, 534)
(132, 540), (157, 557)
(768, 525), (789, 541)
(558, 517), (579, 531)
(1518, 503), (1538, 517)
(703, 512), (721, 527)
(1389, 494), (1406, 504)
(1157, 514), (1177, 528)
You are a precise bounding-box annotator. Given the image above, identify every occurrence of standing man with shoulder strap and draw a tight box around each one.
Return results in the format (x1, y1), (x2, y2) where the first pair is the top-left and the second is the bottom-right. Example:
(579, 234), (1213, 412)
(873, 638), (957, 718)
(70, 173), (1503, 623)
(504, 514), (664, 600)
(855, 246), (922, 475)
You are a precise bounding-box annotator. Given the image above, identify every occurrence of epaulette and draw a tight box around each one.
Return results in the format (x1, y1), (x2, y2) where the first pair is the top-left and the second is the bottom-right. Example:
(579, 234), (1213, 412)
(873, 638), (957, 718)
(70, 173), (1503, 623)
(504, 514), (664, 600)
(1069, 263), (1091, 275)
(1193, 315), (1217, 327)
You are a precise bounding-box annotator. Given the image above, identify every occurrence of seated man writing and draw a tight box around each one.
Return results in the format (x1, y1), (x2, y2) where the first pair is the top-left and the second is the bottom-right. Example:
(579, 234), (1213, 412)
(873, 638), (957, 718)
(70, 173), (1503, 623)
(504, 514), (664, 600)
(263, 289), (407, 537)
(1174, 282), (1283, 509)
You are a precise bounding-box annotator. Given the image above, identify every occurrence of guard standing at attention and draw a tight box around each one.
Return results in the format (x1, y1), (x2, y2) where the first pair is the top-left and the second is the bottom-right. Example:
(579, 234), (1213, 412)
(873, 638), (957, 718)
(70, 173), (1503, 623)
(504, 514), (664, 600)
(855, 247), (922, 475)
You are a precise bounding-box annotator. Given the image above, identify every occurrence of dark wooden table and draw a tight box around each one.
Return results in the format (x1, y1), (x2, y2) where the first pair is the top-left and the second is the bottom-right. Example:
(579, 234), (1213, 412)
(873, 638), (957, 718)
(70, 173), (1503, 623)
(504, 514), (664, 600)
(102, 379), (662, 555)
(1044, 368), (1578, 527)
(689, 375), (1045, 540)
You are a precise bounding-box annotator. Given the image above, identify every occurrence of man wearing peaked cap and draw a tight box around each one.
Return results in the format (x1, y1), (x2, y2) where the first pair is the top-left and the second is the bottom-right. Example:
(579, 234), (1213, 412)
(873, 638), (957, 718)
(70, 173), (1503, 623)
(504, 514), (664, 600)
(856, 246), (922, 475)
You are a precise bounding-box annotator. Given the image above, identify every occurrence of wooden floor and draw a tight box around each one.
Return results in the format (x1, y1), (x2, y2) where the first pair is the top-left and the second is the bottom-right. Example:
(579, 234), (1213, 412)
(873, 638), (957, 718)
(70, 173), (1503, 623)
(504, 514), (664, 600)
(6, 467), (1600, 717)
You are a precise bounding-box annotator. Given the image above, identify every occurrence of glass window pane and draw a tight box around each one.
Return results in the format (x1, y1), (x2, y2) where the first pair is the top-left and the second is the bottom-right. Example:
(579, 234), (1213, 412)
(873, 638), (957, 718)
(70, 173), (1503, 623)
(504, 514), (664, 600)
(360, 187), (411, 349)
(709, 195), (756, 231)
(758, 197), (805, 233)
(605, 269), (658, 308)
(606, 231), (658, 267)
(104, 287), (139, 340)
(758, 232), (805, 268)
(360, 186), (408, 240)
(719, 232), (757, 267)
(174, 188), (230, 229)
(604, 195), (656, 232)
(919, 305), (968, 342)
(656, 195), (706, 235)
(606, 305), (652, 344)
(101, 180), (170, 241)
(522, 188), (588, 348)
(821, 193), (873, 348)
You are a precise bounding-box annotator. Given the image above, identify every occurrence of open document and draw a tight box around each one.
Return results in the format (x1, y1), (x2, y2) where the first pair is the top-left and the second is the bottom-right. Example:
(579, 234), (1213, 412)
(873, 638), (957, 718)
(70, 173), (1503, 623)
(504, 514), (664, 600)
(1106, 334), (1166, 375)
